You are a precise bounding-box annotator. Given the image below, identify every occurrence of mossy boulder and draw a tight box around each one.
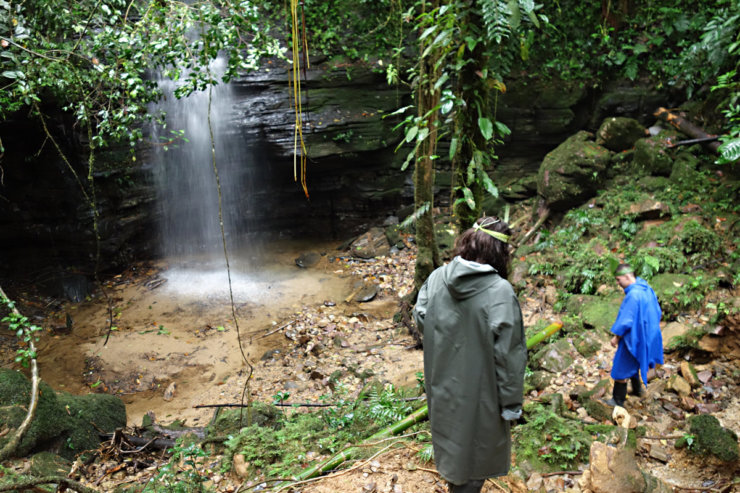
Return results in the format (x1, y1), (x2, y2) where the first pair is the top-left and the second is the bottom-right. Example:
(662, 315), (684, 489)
(532, 338), (576, 373)
(537, 131), (612, 211)
(669, 152), (702, 184)
(596, 117), (646, 152)
(578, 379), (614, 422)
(56, 392), (126, 458)
(566, 294), (622, 332)
(633, 136), (673, 176)
(676, 414), (739, 462)
(0, 369), (70, 457)
(574, 330), (605, 358)
(29, 451), (72, 477)
(0, 369), (126, 460)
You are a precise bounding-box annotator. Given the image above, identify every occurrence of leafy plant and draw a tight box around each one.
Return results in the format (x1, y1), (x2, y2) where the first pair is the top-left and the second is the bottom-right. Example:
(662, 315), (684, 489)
(145, 441), (211, 493)
(513, 403), (592, 470)
(1, 294), (42, 367)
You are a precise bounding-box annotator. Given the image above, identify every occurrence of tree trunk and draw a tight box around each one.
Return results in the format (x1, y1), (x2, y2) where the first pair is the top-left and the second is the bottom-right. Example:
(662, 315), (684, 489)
(413, 0), (442, 294)
(451, 6), (489, 231)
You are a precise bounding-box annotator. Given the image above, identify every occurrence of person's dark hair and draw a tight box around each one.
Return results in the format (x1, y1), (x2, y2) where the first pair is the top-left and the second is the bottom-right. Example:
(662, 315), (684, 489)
(614, 263), (634, 276)
(453, 217), (512, 279)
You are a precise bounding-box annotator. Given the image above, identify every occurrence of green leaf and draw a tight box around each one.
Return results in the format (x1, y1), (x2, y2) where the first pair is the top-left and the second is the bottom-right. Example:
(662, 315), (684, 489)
(718, 138), (740, 162)
(449, 137), (458, 161)
(478, 117), (494, 140)
(462, 186), (475, 209)
(405, 125), (418, 143)
(479, 170), (499, 198)
(495, 121), (511, 137)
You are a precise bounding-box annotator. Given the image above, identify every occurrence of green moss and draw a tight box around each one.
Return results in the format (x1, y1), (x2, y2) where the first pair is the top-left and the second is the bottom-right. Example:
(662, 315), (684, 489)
(577, 379), (613, 422)
(513, 403), (592, 471)
(681, 414), (739, 462)
(0, 369), (70, 457)
(565, 294), (621, 332)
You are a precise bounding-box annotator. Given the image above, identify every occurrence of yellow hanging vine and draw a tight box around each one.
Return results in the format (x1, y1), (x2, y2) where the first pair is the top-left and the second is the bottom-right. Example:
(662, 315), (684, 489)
(290, 0), (309, 198)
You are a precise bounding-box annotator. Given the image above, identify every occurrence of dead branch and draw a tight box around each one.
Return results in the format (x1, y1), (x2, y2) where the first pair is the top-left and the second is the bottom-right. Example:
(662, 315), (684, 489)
(654, 107), (721, 153)
(515, 207), (550, 247)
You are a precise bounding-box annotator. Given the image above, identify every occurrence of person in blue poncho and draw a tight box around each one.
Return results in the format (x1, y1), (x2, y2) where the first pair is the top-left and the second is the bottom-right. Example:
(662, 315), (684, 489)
(606, 263), (664, 407)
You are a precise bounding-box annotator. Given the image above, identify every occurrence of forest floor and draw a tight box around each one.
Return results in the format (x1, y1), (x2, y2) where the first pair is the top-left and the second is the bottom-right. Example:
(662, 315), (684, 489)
(2, 233), (740, 492)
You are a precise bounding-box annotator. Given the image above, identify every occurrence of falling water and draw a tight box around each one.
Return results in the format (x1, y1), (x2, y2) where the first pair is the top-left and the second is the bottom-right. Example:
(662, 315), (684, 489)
(150, 56), (260, 298)
(151, 56), (245, 258)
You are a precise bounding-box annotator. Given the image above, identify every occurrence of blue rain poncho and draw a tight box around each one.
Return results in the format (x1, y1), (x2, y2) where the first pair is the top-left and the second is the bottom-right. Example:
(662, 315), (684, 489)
(610, 277), (664, 384)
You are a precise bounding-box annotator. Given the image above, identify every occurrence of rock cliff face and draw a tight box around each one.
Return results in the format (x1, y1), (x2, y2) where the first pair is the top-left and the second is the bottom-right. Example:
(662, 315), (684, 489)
(0, 56), (675, 282)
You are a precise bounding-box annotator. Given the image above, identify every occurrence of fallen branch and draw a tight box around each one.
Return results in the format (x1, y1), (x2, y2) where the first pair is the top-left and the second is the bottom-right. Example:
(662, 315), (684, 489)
(667, 136), (720, 148)
(654, 107), (721, 153)
(516, 207), (550, 247)
(541, 470), (583, 477)
(0, 286), (40, 462)
(0, 476), (99, 493)
(256, 319), (296, 340)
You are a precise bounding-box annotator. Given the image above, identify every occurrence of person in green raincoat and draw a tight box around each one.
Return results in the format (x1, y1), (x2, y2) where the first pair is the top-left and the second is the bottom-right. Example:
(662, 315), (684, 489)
(413, 217), (527, 493)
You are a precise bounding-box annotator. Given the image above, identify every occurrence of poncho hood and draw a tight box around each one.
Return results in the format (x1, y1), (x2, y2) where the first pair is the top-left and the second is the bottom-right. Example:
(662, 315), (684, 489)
(442, 256), (498, 300)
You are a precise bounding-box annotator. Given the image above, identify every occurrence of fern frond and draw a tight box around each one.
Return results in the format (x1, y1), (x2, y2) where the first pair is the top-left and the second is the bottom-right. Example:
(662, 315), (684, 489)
(718, 137), (740, 163)
(399, 201), (431, 230)
(417, 443), (434, 463)
(479, 0), (514, 43)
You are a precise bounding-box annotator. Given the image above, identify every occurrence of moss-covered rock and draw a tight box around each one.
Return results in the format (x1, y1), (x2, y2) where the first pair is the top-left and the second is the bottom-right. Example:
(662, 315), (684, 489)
(537, 131), (612, 211)
(596, 117), (646, 152)
(0, 369), (126, 460)
(29, 451), (72, 477)
(0, 369), (69, 457)
(56, 392), (126, 458)
(669, 152), (702, 184)
(566, 294), (621, 332)
(633, 136), (673, 176)
(525, 370), (554, 392)
(574, 330), (605, 358)
(578, 379), (614, 422)
(532, 338), (575, 373)
(675, 414), (739, 462)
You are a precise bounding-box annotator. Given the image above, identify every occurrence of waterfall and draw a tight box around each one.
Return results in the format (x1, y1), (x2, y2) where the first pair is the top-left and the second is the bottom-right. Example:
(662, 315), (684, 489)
(150, 56), (263, 298)
(151, 56), (247, 260)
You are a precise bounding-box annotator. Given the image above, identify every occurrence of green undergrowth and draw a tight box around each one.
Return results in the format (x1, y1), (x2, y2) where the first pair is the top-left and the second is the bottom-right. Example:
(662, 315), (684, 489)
(524, 156), (737, 314)
(217, 383), (428, 479)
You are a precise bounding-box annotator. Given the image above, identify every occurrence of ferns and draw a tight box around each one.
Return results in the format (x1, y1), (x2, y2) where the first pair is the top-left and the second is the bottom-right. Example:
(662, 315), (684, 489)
(479, 0), (513, 43)
(718, 137), (740, 164)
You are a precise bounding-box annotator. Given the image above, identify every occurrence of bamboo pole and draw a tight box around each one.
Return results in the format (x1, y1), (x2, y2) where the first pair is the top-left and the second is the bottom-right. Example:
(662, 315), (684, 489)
(271, 321), (563, 490)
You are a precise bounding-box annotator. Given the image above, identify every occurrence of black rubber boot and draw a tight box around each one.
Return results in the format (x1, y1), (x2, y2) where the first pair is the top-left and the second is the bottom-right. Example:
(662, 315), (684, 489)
(605, 381), (628, 407)
(630, 374), (644, 396)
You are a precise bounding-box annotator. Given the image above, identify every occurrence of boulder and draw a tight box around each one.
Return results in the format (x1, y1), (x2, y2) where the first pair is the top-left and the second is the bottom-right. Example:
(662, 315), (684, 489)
(675, 414), (739, 463)
(532, 338), (576, 373)
(595, 117), (646, 152)
(587, 428), (671, 493)
(566, 294), (621, 332)
(537, 131), (611, 211)
(633, 136), (673, 176)
(349, 227), (390, 259)
(0, 369), (126, 460)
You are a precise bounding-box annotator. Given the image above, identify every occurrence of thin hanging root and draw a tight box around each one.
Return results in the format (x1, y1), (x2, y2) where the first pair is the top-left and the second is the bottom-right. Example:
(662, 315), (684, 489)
(289, 0), (309, 198)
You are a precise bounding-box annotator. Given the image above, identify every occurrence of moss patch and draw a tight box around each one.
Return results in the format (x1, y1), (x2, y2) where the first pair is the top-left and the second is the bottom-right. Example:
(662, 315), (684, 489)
(676, 414), (739, 462)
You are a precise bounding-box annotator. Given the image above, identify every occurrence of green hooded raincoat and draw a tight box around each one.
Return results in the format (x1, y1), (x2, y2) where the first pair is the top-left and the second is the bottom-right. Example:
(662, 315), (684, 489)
(413, 256), (526, 485)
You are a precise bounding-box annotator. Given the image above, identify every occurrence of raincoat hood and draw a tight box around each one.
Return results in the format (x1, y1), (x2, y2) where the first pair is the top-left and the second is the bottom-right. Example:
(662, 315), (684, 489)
(443, 256), (498, 300)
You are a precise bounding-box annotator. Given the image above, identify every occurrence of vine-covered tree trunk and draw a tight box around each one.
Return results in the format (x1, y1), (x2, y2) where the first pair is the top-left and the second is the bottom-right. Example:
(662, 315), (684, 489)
(451, 5), (489, 231)
(413, 0), (442, 294)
